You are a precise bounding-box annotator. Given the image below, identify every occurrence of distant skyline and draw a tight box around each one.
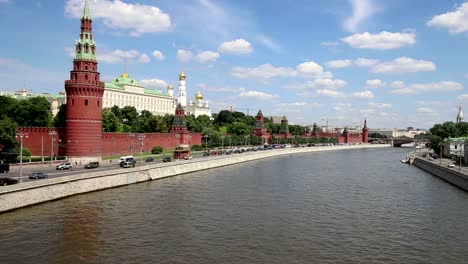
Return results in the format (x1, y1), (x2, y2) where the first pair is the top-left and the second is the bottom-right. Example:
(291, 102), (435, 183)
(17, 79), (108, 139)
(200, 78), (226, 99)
(1, 0), (468, 128)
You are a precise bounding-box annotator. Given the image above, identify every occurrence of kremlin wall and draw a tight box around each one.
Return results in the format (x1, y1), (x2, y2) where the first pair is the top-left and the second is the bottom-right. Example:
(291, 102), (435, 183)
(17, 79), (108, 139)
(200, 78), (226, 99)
(16, 2), (368, 160)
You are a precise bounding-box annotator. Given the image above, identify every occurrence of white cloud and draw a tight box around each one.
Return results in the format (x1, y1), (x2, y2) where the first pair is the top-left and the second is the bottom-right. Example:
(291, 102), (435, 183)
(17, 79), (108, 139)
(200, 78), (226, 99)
(391, 81), (463, 94)
(218, 39), (253, 54)
(257, 35), (282, 53)
(296, 61), (333, 78)
(232, 64), (295, 80)
(369, 102), (392, 108)
(195, 51), (220, 63)
(140, 78), (168, 88)
(97, 49), (151, 64)
(317, 89), (345, 98)
(354, 58), (379, 67)
(458, 94), (468, 100)
(390, 80), (405, 88)
(372, 57), (436, 74)
(332, 103), (352, 112)
(343, 0), (377, 32)
(238, 90), (279, 100)
(352, 90), (374, 99)
(325, 59), (353, 68)
(231, 61), (331, 81)
(416, 100), (446, 106)
(176, 49), (193, 63)
(427, 3), (468, 34)
(365, 79), (386, 88)
(416, 107), (437, 114)
(65, 0), (171, 37)
(341, 31), (416, 50)
(0, 0), (10, 4)
(152, 50), (165, 61)
(284, 79), (347, 90)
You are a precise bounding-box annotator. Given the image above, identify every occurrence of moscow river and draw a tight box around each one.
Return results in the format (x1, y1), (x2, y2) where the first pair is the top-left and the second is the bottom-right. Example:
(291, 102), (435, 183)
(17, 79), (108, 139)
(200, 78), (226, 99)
(1, 147), (468, 263)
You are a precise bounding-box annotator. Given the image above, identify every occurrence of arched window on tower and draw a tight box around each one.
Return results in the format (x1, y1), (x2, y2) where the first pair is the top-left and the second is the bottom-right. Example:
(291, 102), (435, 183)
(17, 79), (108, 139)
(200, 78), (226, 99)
(85, 75), (88, 81)
(97, 100), (100, 107)
(72, 99), (74, 106)
(91, 45), (95, 54)
(85, 66), (88, 70)
(85, 99), (88, 106)
(84, 44), (89, 53)
(77, 44), (82, 53)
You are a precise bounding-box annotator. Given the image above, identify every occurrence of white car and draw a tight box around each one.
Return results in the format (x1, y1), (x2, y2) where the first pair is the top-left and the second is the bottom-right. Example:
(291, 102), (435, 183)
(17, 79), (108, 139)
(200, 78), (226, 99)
(56, 163), (72, 170)
(184, 156), (193, 160)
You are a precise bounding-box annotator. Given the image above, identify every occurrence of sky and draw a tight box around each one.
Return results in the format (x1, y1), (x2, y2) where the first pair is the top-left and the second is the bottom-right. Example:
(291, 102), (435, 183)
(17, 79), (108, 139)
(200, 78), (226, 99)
(1, 0), (468, 129)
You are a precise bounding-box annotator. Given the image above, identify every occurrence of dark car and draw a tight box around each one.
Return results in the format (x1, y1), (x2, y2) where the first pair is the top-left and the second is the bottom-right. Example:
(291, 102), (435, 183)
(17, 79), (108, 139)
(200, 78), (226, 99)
(29, 172), (48, 179)
(120, 158), (136, 167)
(145, 157), (154, 162)
(0, 177), (18, 186)
(0, 163), (10, 173)
(85, 162), (99, 169)
(162, 157), (171, 162)
(202, 152), (210, 156)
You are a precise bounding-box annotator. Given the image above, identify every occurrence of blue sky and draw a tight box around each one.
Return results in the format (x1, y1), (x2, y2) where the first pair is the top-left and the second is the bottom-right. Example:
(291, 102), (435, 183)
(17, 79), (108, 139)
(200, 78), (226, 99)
(1, 0), (468, 129)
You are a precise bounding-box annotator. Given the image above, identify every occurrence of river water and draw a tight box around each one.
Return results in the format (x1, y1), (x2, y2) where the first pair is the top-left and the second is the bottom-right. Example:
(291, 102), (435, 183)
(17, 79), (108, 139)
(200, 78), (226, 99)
(1, 147), (468, 263)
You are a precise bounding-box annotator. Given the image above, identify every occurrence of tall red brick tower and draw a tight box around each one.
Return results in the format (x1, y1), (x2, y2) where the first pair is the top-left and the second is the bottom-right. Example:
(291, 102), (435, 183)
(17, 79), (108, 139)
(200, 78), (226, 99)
(64, 1), (105, 161)
(362, 119), (369, 143)
(251, 110), (270, 144)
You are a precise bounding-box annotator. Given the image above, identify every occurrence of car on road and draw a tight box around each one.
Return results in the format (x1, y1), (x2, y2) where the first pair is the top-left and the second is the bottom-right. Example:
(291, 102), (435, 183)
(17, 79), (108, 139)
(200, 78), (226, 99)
(120, 158), (136, 167)
(122, 161), (136, 168)
(0, 163), (10, 173)
(162, 157), (171, 162)
(184, 156), (193, 160)
(56, 162), (73, 170)
(84, 162), (99, 169)
(145, 157), (155, 162)
(29, 172), (48, 179)
(0, 177), (18, 186)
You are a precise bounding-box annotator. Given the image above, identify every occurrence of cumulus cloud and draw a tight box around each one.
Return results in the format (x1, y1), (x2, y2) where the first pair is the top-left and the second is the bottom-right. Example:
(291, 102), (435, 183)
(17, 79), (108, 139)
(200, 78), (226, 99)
(325, 60), (353, 68)
(316, 89), (345, 98)
(284, 79), (347, 90)
(218, 39), (253, 54)
(238, 90), (279, 100)
(65, 0), (171, 36)
(343, 0), (377, 32)
(140, 78), (168, 88)
(352, 90), (374, 99)
(427, 3), (468, 34)
(390, 81), (463, 94)
(354, 58), (379, 67)
(365, 79), (386, 88)
(195, 51), (220, 63)
(231, 61), (332, 81)
(458, 94), (468, 100)
(341, 31), (416, 50)
(371, 57), (436, 74)
(152, 50), (165, 61)
(97, 49), (151, 64)
(176, 49), (193, 63)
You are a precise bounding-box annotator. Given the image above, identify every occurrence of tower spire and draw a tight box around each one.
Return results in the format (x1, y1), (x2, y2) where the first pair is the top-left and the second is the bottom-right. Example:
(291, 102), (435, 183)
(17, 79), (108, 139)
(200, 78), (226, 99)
(83, 0), (91, 19)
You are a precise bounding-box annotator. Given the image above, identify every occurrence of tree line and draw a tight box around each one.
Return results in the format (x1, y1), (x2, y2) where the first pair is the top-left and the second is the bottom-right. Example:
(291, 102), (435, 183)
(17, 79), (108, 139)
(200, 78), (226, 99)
(427, 121), (468, 154)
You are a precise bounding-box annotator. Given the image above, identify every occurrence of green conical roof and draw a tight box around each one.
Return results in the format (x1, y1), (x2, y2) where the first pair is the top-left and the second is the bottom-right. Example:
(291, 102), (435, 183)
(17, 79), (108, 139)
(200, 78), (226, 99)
(83, 0), (91, 19)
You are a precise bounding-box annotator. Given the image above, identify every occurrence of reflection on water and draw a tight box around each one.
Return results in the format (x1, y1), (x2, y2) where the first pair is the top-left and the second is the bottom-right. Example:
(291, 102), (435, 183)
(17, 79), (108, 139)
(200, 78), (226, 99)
(0, 148), (468, 263)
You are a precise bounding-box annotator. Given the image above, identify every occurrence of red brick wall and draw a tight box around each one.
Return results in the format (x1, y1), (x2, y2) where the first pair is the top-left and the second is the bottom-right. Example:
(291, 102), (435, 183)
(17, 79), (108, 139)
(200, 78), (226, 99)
(17, 127), (65, 157)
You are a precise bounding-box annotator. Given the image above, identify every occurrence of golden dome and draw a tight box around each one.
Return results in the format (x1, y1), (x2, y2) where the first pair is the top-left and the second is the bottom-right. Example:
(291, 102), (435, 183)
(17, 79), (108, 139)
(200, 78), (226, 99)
(167, 84), (174, 89)
(121, 72), (129, 78)
(179, 71), (186, 80)
(195, 91), (203, 100)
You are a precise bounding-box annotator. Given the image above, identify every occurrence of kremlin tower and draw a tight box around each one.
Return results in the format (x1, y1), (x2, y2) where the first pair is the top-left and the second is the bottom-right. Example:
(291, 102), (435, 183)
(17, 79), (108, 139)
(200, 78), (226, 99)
(362, 119), (369, 143)
(64, 1), (105, 161)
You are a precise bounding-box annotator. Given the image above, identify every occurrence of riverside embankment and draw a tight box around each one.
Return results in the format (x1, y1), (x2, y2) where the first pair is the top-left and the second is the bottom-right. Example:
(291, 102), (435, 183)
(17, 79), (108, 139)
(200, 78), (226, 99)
(0, 144), (389, 213)
(413, 157), (468, 191)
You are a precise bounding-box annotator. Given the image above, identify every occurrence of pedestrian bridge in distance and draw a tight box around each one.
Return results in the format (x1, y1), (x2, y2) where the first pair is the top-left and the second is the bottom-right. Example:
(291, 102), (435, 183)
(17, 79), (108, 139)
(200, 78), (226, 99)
(391, 138), (414, 147)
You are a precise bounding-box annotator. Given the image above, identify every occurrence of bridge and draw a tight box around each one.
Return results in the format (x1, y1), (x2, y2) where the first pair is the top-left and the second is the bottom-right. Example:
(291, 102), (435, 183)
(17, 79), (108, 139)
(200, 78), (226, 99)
(368, 138), (427, 147)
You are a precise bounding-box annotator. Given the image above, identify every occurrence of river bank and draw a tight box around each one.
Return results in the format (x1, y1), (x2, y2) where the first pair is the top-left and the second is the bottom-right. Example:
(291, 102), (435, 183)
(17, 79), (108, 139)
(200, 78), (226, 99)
(0, 144), (389, 213)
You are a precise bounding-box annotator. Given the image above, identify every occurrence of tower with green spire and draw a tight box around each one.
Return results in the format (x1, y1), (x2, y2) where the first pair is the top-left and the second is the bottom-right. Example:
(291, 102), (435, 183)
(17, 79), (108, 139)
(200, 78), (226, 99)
(64, 0), (105, 161)
(279, 116), (291, 138)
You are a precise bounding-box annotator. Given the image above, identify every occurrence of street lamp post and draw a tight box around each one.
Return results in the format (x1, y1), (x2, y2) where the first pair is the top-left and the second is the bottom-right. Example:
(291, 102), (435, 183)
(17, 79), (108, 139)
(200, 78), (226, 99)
(439, 142), (443, 165)
(221, 135), (225, 149)
(128, 133), (135, 155)
(204, 135), (209, 149)
(16, 132), (28, 183)
(49, 130), (56, 166)
(138, 134), (145, 166)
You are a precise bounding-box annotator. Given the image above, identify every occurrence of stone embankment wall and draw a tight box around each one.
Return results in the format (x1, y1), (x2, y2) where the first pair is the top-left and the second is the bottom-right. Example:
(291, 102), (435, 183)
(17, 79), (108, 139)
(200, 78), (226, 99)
(413, 157), (468, 191)
(0, 144), (389, 213)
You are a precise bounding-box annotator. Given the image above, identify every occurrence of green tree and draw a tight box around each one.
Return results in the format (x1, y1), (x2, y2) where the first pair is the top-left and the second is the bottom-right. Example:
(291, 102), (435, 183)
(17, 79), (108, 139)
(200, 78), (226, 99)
(102, 108), (120, 132)
(121, 106), (138, 125)
(151, 146), (163, 154)
(53, 104), (67, 127)
(0, 118), (18, 152)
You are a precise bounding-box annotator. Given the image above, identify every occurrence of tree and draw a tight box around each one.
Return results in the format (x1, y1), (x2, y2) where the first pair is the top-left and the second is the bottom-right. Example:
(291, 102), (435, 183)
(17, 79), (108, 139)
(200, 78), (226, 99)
(102, 108), (120, 132)
(151, 146), (163, 154)
(0, 118), (18, 152)
(53, 104), (67, 127)
(228, 121), (251, 135)
(121, 106), (138, 125)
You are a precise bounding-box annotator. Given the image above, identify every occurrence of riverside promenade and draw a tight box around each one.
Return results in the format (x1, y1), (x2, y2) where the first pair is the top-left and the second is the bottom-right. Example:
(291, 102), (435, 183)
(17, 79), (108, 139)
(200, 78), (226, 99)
(413, 156), (468, 191)
(0, 144), (389, 213)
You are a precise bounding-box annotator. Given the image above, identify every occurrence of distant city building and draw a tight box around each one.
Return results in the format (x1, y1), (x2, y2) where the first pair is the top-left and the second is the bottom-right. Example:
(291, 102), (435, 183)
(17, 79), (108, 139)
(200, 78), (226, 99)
(457, 105), (464, 123)
(0, 89), (65, 116)
(369, 128), (426, 138)
(186, 91), (212, 118)
(268, 116), (283, 124)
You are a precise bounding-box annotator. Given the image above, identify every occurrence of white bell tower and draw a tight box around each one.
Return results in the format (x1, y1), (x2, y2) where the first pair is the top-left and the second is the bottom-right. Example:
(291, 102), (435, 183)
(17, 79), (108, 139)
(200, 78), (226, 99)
(177, 72), (187, 107)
